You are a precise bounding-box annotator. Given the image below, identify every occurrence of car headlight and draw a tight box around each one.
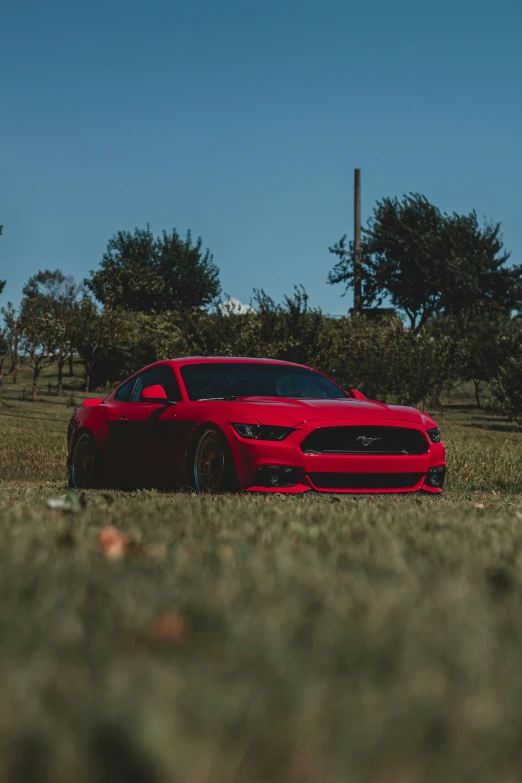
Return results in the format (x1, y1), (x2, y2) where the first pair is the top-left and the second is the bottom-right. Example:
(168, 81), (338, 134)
(427, 427), (441, 443)
(232, 423), (295, 441)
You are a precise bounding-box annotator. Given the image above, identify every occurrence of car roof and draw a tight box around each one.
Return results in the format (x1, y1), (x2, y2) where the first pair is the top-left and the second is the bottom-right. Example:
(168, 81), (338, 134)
(165, 356), (310, 369)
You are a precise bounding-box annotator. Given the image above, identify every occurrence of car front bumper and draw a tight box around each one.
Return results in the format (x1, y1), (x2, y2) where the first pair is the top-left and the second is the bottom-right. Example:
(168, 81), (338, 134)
(225, 419), (446, 494)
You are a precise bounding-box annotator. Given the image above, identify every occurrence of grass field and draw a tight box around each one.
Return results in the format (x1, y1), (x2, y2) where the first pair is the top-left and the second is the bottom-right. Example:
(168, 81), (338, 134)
(1, 365), (522, 782)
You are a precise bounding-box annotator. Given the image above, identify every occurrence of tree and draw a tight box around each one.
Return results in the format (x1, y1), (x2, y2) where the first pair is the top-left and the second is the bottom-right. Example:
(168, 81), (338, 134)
(72, 300), (174, 392)
(490, 319), (522, 422)
(71, 298), (108, 392)
(250, 285), (334, 368)
(156, 229), (221, 312)
(328, 194), (521, 330)
(0, 304), (19, 406)
(22, 270), (83, 394)
(439, 211), (520, 319)
(0, 224), (4, 297)
(22, 268), (82, 303)
(434, 311), (517, 407)
(18, 298), (57, 402)
(86, 226), (221, 312)
(186, 285), (337, 372)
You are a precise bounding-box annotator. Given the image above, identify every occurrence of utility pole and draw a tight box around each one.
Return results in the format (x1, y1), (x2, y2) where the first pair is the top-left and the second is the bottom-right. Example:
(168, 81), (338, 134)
(353, 168), (362, 314)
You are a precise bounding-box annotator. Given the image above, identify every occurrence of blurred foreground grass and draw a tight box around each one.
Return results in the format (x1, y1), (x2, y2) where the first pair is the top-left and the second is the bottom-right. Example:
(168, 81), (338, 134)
(1, 487), (522, 782)
(1, 373), (522, 781)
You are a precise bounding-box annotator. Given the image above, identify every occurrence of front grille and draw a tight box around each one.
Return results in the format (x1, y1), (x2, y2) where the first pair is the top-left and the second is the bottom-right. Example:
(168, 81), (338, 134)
(301, 426), (428, 455)
(309, 472), (424, 490)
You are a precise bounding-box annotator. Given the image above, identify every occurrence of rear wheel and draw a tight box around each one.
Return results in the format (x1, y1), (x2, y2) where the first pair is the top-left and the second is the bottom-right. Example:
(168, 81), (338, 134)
(191, 427), (237, 494)
(70, 433), (99, 489)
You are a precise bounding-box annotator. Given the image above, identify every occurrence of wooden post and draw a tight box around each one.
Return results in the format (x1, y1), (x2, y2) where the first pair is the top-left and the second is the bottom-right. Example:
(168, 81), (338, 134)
(353, 168), (362, 314)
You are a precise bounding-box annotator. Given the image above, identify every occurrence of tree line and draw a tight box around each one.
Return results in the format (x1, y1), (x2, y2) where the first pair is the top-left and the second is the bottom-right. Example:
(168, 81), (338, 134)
(0, 197), (521, 419)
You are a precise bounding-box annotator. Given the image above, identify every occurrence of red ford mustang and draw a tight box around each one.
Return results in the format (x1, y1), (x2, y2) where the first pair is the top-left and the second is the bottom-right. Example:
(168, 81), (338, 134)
(67, 357), (446, 494)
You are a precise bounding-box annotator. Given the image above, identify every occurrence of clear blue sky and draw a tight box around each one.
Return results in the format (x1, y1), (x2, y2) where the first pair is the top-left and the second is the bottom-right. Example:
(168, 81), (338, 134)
(1, 0), (521, 315)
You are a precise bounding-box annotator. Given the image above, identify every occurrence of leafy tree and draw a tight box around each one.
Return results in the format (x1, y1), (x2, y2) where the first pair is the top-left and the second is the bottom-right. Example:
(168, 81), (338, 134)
(86, 226), (221, 312)
(0, 304), (19, 406)
(494, 356), (522, 423)
(156, 229), (221, 313)
(438, 211), (521, 320)
(141, 311), (189, 363)
(18, 298), (57, 402)
(489, 319), (522, 421)
(71, 301), (190, 391)
(323, 314), (461, 406)
(391, 327), (454, 408)
(250, 285), (335, 369)
(186, 286), (336, 374)
(186, 307), (258, 358)
(434, 312), (516, 407)
(0, 224), (4, 297)
(22, 268), (82, 303)
(328, 194), (521, 330)
(72, 298), (111, 392)
(22, 270), (83, 394)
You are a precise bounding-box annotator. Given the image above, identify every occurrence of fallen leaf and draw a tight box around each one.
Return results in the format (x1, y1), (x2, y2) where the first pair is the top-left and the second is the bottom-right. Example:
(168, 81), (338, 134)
(150, 611), (186, 646)
(97, 526), (135, 560)
(97, 527), (166, 560)
(46, 490), (86, 513)
(46, 497), (69, 510)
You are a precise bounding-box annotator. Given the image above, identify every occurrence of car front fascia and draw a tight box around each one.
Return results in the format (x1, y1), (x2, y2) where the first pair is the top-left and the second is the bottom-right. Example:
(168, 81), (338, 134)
(225, 417), (445, 494)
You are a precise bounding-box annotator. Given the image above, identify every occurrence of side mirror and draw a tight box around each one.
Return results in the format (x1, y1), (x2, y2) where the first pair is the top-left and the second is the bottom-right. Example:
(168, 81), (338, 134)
(350, 388), (366, 400)
(140, 384), (168, 401)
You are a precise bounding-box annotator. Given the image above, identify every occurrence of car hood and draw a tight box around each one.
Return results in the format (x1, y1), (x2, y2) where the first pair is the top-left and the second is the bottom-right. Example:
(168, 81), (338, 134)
(231, 397), (433, 428)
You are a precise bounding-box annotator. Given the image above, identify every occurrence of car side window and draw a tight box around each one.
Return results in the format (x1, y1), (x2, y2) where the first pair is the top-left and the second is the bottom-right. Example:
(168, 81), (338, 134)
(131, 366), (182, 402)
(114, 378), (136, 402)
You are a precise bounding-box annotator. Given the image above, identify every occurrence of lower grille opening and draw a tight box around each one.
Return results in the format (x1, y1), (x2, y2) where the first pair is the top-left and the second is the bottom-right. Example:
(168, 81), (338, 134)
(253, 466), (302, 488)
(309, 472), (424, 490)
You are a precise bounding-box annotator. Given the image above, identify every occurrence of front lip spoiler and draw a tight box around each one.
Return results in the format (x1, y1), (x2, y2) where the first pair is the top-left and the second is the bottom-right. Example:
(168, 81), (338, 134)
(243, 486), (444, 495)
(244, 471), (444, 494)
(302, 449), (412, 455)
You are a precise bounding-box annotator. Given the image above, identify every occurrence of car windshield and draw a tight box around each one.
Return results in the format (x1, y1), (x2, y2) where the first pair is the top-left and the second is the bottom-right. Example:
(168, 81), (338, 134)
(180, 363), (349, 401)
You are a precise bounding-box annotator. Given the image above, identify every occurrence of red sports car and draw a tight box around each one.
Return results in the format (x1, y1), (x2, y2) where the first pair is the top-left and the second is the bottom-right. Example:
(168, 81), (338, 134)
(67, 357), (446, 494)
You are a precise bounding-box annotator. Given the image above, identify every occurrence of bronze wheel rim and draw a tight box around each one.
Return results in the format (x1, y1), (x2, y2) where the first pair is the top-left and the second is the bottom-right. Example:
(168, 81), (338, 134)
(194, 431), (225, 493)
(72, 435), (95, 488)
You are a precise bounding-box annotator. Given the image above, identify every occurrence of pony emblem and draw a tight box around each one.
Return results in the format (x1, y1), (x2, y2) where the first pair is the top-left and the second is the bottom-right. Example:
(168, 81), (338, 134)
(356, 436), (381, 447)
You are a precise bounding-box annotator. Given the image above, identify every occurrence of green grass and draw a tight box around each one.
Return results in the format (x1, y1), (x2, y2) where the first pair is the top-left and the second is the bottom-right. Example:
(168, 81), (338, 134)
(0, 361), (106, 481)
(1, 365), (522, 782)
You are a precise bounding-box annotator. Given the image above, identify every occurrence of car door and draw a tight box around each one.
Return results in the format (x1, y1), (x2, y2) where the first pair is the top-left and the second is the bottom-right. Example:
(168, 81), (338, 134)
(119, 365), (186, 487)
(106, 376), (141, 485)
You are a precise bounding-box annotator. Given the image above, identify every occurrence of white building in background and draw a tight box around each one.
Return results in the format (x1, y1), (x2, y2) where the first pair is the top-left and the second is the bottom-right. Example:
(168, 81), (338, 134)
(219, 297), (256, 316)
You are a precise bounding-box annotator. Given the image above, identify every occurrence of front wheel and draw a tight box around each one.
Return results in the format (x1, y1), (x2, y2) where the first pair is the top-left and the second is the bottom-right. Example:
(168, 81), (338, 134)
(191, 428), (237, 494)
(69, 432), (100, 489)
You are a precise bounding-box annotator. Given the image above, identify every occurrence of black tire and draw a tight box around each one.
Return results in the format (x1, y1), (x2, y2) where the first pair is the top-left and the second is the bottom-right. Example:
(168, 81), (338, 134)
(69, 432), (100, 489)
(190, 427), (238, 494)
